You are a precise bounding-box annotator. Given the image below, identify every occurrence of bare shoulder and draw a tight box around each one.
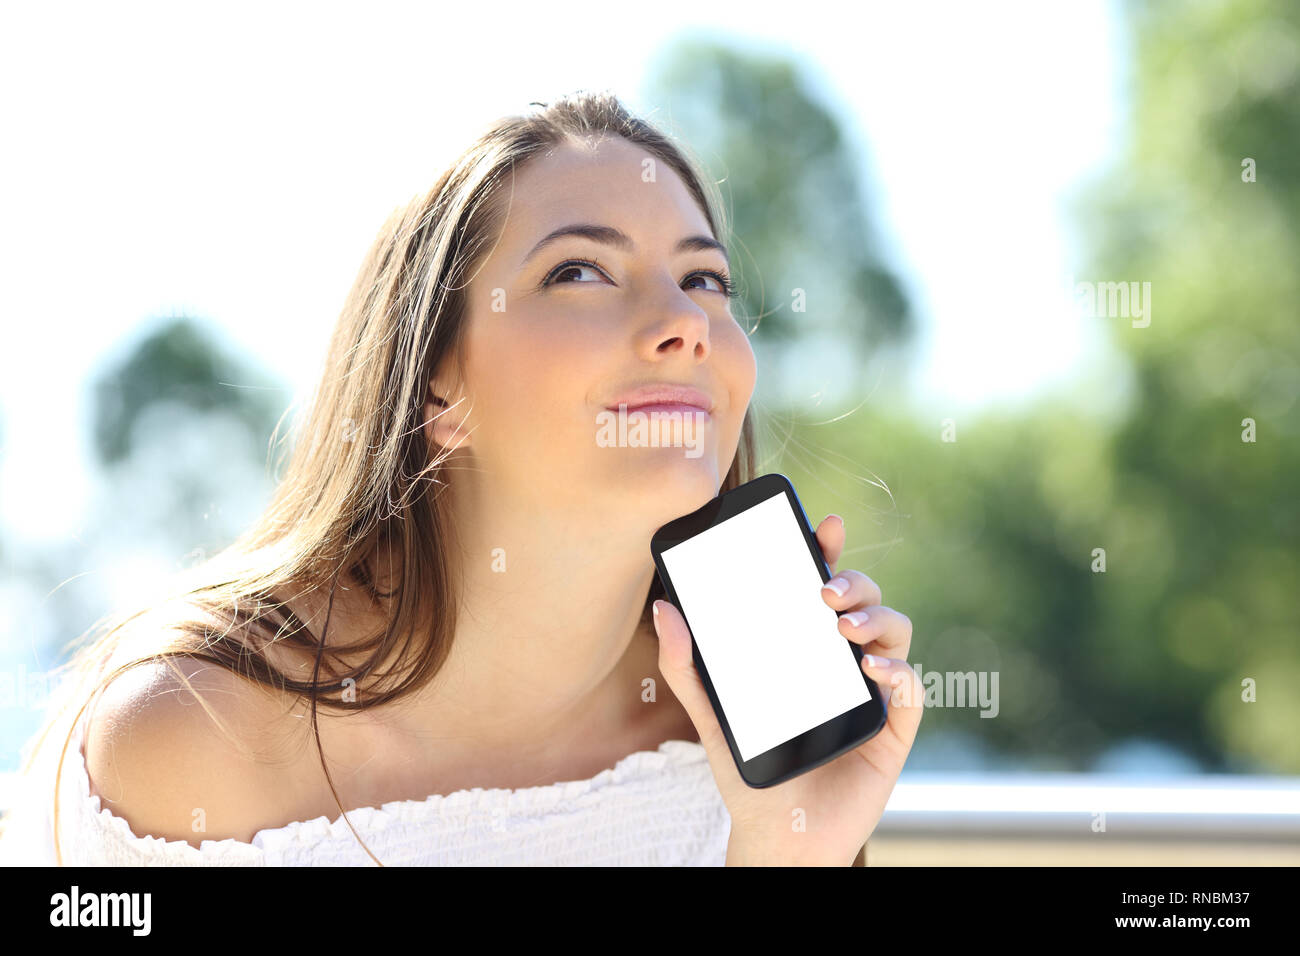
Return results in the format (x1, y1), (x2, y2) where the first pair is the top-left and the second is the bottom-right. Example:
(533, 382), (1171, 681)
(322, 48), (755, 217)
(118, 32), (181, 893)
(83, 608), (313, 847)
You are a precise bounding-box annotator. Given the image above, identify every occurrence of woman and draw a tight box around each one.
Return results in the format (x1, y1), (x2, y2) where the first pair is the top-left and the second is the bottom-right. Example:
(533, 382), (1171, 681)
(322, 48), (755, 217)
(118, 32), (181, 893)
(0, 90), (922, 866)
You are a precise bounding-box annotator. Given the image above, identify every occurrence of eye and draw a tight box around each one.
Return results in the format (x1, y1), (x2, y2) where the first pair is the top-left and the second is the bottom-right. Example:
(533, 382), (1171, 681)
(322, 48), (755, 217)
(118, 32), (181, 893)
(683, 269), (739, 297)
(540, 258), (612, 287)
(539, 258), (739, 297)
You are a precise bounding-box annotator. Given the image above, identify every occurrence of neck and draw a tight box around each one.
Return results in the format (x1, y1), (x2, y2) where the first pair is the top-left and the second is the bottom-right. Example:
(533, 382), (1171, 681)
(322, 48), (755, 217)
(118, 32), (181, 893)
(315, 473), (675, 773)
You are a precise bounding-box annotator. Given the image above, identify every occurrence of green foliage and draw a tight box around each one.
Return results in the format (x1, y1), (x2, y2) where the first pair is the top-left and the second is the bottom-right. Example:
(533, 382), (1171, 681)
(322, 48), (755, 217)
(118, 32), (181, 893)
(91, 316), (285, 468)
(1079, 0), (1300, 772)
(643, 40), (912, 352)
(771, 0), (1299, 773)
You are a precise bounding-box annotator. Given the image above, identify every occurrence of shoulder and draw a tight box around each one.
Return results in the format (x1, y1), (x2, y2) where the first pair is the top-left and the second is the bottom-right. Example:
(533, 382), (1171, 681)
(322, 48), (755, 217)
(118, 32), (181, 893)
(83, 609), (311, 847)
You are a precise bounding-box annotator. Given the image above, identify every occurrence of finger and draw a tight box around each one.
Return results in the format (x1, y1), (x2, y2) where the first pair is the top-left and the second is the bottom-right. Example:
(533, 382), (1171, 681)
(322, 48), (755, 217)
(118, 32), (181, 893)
(650, 600), (729, 756)
(820, 568), (883, 611)
(859, 655), (924, 753)
(836, 604), (912, 661)
(815, 514), (845, 575)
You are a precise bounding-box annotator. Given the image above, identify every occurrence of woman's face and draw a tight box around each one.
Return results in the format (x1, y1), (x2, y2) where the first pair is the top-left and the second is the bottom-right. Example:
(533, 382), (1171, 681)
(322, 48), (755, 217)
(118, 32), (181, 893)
(431, 135), (757, 525)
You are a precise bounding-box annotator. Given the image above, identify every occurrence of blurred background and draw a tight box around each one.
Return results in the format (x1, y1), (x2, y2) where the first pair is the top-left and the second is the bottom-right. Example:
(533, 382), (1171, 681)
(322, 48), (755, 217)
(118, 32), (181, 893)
(1, 0), (1297, 863)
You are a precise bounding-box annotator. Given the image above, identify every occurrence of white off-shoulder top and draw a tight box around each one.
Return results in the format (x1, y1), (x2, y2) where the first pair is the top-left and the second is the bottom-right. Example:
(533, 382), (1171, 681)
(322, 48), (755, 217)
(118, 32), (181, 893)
(0, 707), (731, 866)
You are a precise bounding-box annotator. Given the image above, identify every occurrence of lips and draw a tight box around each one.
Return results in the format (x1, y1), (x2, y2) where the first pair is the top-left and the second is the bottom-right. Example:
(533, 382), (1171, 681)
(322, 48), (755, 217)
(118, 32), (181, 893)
(604, 384), (715, 414)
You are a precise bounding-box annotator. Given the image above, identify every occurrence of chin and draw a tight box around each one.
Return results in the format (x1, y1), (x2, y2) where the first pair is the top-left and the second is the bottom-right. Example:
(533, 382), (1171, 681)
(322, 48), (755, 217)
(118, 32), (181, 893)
(626, 453), (721, 506)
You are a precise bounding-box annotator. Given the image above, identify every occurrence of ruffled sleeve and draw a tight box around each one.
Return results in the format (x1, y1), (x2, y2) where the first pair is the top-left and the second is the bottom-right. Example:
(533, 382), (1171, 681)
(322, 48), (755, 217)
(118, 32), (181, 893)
(0, 704), (730, 867)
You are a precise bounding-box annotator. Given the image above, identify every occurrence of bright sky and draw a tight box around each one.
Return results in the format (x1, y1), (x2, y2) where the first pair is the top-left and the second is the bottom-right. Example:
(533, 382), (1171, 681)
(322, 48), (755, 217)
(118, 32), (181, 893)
(0, 0), (1126, 547)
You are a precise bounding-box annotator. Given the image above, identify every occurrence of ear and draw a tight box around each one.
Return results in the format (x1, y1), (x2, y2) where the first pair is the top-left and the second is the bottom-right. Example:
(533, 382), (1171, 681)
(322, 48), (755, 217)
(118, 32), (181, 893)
(423, 380), (473, 452)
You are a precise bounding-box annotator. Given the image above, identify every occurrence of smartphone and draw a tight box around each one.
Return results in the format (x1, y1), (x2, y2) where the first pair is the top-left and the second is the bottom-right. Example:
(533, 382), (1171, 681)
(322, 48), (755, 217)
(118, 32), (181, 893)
(650, 473), (888, 788)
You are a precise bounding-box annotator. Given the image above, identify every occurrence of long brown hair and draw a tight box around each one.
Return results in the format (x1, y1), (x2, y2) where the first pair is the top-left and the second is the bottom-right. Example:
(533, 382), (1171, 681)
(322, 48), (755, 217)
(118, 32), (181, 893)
(10, 89), (759, 866)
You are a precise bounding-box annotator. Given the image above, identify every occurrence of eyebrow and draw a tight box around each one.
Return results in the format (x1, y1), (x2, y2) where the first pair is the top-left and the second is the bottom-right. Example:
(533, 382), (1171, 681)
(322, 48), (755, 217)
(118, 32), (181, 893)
(519, 223), (730, 270)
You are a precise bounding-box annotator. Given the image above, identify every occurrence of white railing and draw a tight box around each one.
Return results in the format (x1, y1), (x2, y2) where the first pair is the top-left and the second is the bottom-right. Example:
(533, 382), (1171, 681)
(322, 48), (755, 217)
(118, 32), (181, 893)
(875, 771), (1300, 837)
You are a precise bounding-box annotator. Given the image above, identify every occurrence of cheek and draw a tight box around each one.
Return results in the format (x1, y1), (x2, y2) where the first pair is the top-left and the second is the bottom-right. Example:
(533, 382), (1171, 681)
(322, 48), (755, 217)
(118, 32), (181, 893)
(466, 315), (612, 447)
(712, 322), (756, 467)
(716, 319), (758, 403)
(496, 318), (608, 403)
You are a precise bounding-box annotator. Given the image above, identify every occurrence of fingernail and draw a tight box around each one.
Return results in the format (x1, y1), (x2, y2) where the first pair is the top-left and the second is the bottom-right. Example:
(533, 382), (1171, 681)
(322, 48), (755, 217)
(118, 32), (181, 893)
(843, 610), (869, 627)
(652, 601), (661, 619)
(822, 576), (848, 596)
(863, 653), (888, 669)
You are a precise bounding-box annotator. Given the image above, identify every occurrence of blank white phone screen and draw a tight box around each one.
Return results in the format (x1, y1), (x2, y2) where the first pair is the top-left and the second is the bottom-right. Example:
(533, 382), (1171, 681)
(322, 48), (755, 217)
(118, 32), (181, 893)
(660, 491), (872, 762)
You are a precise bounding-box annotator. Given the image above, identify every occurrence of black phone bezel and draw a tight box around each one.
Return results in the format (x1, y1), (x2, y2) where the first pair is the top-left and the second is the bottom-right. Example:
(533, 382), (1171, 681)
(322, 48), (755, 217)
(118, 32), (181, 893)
(650, 472), (889, 788)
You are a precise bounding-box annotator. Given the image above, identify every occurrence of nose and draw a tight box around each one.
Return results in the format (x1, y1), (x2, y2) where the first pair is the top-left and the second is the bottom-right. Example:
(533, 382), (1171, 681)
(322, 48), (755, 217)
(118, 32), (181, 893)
(640, 289), (712, 363)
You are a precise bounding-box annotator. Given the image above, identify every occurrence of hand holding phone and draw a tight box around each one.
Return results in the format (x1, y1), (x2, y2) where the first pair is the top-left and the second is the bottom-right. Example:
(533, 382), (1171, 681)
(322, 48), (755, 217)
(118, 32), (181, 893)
(650, 473), (923, 865)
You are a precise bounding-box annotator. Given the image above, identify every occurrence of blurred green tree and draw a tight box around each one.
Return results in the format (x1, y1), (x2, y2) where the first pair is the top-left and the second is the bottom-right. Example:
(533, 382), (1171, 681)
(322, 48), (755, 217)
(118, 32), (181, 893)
(705, 3), (1299, 774)
(92, 316), (284, 467)
(89, 315), (287, 562)
(642, 41), (913, 406)
(1073, 0), (1300, 772)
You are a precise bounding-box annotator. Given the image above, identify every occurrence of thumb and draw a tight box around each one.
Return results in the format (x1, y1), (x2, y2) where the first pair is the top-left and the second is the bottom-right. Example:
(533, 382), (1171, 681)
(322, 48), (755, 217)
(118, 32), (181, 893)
(651, 599), (729, 757)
